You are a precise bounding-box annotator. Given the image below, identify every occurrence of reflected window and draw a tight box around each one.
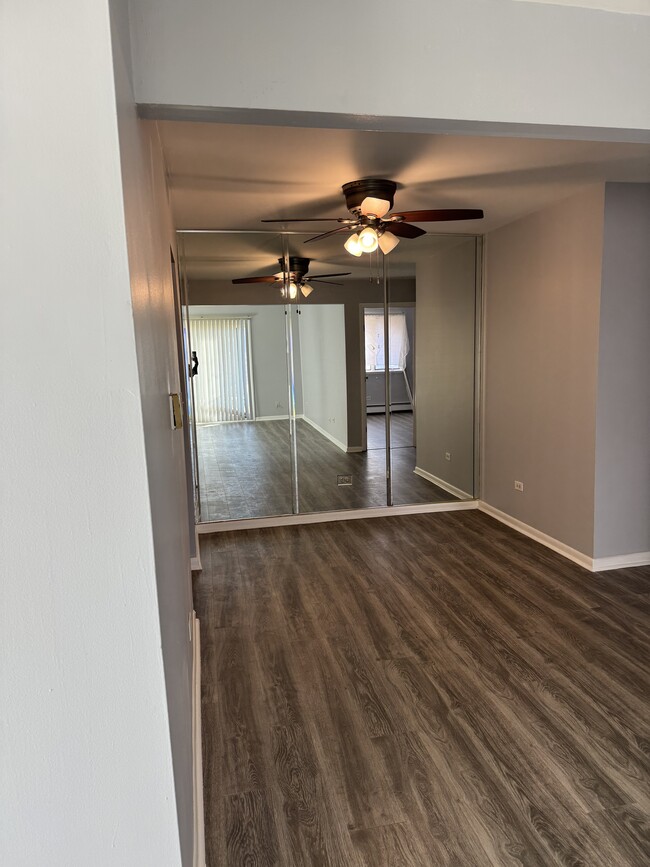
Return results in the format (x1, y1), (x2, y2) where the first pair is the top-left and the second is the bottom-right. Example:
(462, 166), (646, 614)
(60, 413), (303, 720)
(364, 311), (410, 371)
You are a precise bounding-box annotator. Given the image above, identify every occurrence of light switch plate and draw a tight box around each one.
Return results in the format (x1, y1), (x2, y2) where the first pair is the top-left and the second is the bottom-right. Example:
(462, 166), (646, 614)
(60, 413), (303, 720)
(169, 393), (183, 430)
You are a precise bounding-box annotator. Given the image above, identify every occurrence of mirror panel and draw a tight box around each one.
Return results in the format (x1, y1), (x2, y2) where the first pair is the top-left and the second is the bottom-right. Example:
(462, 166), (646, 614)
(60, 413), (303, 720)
(179, 228), (480, 523)
(182, 231), (294, 521)
(388, 235), (478, 505)
(285, 234), (389, 513)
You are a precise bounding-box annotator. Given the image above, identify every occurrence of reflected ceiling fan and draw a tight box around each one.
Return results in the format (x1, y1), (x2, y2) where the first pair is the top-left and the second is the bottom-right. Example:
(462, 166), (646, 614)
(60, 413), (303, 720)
(232, 256), (350, 299)
(263, 178), (484, 256)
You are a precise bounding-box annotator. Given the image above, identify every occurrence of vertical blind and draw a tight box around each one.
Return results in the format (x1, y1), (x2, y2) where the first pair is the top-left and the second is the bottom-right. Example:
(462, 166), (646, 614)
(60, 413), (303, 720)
(364, 312), (410, 371)
(190, 318), (255, 423)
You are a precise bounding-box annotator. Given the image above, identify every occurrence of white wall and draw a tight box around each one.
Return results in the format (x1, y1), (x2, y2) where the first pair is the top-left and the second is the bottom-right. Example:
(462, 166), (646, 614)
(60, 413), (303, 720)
(130, 0), (650, 136)
(593, 183), (650, 559)
(111, 0), (195, 861)
(482, 186), (605, 556)
(0, 2), (183, 864)
(190, 305), (303, 418)
(299, 305), (349, 450)
(415, 240), (477, 497)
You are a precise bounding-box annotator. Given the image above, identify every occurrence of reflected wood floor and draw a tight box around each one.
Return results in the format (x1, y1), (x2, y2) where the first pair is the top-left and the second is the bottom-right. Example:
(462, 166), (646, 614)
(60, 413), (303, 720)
(195, 510), (650, 866)
(366, 411), (414, 451)
(197, 417), (450, 522)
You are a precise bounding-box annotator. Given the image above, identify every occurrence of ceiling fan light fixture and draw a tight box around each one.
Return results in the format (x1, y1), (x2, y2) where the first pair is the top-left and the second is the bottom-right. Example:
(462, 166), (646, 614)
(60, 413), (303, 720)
(358, 226), (379, 253)
(280, 281), (299, 300)
(344, 233), (363, 257)
(300, 282), (314, 298)
(378, 232), (400, 255)
(360, 196), (391, 218)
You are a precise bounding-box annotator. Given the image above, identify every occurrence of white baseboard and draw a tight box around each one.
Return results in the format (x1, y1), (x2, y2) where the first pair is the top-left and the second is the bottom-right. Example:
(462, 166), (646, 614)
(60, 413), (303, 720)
(191, 612), (205, 867)
(478, 501), (593, 570)
(301, 414), (348, 453)
(479, 501), (650, 573)
(592, 552), (650, 571)
(347, 445), (364, 453)
(256, 414), (291, 421)
(197, 500), (479, 534)
(414, 467), (472, 501)
(190, 528), (202, 572)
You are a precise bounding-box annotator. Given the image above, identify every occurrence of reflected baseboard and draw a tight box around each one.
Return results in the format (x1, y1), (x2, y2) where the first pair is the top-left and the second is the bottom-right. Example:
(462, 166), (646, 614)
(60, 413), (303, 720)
(413, 467), (473, 501)
(196, 500), (478, 534)
(300, 414), (348, 453)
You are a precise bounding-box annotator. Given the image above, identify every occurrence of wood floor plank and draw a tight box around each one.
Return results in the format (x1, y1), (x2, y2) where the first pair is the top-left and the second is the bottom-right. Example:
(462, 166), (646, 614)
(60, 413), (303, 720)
(224, 789), (279, 867)
(350, 821), (433, 867)
(197, 510), (650, 866)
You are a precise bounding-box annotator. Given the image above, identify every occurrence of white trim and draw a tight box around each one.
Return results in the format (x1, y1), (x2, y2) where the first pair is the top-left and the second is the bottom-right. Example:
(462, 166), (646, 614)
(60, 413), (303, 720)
(190, 528), (202, 572)
(592, 552), (650, 571)
(347, 445), (364, 453)
(301, 414), (348, 453)
(480, 501), (650, 572)
(414, 467), (473, 501)
(256, 414), (291, 422)
(191, 613), (205, 867)
(478, 501), (593, 569)
(198, 500), (478, 534)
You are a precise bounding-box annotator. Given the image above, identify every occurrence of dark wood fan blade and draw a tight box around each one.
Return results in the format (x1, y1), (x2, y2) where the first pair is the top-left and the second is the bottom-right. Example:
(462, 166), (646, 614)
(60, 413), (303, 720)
(310, 279), (344, 286)
(389, 209), (484, 222)
(384, 222), (427, 239)
(232, 275), (278, 284)
(261, 217), (352, 223)
(304, 226), (351, 244)
(309, 272), (351, 279)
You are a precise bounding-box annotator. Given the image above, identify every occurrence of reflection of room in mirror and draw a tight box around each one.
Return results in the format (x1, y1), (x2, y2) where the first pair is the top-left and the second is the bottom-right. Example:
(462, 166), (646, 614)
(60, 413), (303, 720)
(181, 230), (478, 522)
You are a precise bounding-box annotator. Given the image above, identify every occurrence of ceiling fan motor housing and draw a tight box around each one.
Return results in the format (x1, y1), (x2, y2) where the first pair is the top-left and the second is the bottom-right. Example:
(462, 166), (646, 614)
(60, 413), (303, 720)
(277, 256), (311, 279)
(342, 179), (397, 216)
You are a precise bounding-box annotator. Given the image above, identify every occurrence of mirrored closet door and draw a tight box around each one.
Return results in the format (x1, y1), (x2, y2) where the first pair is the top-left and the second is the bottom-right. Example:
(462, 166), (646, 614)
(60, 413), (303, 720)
(179, 229), (480, 524)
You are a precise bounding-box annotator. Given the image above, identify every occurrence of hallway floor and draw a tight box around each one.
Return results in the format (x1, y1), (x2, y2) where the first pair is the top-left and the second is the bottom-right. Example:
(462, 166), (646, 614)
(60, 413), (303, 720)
(195, 511), (650, 866)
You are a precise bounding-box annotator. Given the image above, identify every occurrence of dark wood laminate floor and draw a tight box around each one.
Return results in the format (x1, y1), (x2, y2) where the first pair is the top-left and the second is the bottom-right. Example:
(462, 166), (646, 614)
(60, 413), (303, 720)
(366, 412), (414, 451)
(197, 417), (451, 522)
(195, 510), (650, 866)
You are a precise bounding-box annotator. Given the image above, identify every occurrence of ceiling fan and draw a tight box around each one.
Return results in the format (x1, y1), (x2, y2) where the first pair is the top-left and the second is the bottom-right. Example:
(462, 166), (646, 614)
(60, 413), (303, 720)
(232, 256), (350, 299)
(263, 178), (484, 256)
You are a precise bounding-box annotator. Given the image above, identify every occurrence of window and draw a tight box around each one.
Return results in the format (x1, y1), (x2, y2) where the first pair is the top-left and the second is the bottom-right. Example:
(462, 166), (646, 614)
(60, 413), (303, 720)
(190, 317), (255, 423)
(364, 311), (410, 371)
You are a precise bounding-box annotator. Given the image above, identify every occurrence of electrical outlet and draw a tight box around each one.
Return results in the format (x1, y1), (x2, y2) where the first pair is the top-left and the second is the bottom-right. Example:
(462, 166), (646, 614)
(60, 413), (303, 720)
(337, 474), (352, 486)
(445, 452), (451, 462)
(514, 480), (524, 492)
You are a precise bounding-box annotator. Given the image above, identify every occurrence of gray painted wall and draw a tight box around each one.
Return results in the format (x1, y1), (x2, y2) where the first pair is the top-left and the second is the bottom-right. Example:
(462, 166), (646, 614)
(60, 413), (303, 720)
(594, 183), (650, 558)
(111, 4), (194, 862)
(129, 0), (650, 135)
(1, 2), (184, 863)
(483, 186), (605, 556)
(299, 305), (349, 449)
(415, 240), (477, 497)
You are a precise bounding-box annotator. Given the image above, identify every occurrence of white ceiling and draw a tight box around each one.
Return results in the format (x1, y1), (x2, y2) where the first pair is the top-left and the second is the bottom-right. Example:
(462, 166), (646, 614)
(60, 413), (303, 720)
(159, 120), (650, 278)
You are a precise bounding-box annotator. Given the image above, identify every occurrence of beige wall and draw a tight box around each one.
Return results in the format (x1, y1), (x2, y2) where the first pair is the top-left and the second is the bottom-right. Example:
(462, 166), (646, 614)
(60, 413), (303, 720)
(482, 186), (605, 556)
(415, 239), (478, 497)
